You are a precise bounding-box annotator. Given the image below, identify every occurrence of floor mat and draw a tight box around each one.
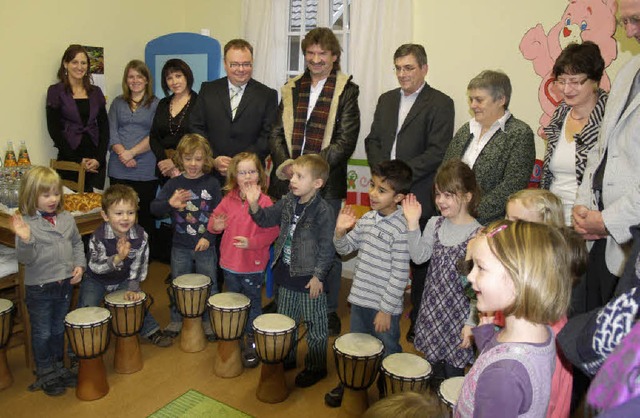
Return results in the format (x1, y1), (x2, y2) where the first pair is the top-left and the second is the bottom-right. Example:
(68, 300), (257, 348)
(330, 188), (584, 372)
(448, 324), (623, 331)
(149, 389), (253, 418)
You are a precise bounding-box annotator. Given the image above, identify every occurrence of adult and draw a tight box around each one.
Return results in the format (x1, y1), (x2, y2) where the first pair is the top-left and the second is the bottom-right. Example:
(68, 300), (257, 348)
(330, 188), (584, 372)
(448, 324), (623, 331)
(573, 0), (640, 311)
(107, 60), (159, 236)
(365, 43), (454, 341)
(46, 44), (109, 191)
(443, 70), (535, 225)
(189, 39), (278, 183)
(150, 59), (198, 181)
(541, 42), (608, 225)
(269, 27), (360, 336)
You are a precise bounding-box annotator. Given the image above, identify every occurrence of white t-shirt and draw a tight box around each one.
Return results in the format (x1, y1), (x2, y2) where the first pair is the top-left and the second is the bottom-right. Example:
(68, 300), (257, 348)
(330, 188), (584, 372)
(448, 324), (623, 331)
(549, 113), (577, 226)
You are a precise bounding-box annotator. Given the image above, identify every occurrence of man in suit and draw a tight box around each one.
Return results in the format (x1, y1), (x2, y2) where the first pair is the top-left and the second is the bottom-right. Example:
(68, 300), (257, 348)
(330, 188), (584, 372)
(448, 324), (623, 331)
(573, 0), (640, 310)
(189, 39), (278, 181)
(365, 44), (455, 342)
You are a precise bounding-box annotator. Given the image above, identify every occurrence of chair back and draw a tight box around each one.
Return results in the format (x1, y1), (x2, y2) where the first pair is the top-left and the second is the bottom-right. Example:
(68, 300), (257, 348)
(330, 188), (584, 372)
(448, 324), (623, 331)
(49, 159), (86, 192)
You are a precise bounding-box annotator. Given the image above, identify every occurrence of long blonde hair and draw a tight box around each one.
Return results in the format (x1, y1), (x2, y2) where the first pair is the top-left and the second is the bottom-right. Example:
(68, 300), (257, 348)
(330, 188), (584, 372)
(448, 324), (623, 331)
(508, 189), (564, 227)
(18, 166), (64, 216)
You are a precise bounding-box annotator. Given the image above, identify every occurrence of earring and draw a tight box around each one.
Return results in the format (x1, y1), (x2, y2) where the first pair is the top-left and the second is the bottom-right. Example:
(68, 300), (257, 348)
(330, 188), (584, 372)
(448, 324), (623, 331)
(64, 69), (68, 76)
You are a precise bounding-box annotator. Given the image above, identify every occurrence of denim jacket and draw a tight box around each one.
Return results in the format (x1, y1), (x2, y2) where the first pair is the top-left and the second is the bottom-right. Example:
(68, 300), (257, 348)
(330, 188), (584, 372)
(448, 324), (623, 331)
(250, 192), (335, 281)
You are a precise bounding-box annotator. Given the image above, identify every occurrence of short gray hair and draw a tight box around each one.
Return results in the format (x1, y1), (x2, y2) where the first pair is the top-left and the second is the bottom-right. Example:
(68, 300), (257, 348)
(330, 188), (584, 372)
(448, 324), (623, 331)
(467, 70), (512, 109)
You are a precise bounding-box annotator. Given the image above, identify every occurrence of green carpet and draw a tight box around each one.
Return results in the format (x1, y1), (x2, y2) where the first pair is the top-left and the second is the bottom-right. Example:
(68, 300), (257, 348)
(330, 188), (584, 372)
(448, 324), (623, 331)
(149, 389), (253, 418)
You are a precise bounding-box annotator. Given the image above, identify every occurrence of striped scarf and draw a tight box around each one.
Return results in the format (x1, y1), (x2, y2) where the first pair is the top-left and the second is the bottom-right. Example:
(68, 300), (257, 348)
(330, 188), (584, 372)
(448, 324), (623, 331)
(291, 69), (337, 158)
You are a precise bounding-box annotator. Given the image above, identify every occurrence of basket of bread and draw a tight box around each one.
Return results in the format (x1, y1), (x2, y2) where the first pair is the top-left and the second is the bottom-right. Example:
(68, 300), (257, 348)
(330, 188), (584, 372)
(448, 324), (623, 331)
(63, 192), (102, 213)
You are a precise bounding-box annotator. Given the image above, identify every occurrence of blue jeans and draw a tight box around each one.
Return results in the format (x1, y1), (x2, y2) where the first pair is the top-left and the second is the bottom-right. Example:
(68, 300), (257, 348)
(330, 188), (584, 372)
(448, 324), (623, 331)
(170, 246), (217, 323)
(325, 199), (342, 314)
(223, 270), (263, 336)
(25, 280), (72, 371)
(78, 275), (160, 338)
(350, 304), (402, 358)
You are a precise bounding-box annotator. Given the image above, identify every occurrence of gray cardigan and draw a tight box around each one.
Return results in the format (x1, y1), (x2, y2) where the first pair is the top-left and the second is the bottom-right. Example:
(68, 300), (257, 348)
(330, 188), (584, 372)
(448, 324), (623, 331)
(15, 211), (86, 286)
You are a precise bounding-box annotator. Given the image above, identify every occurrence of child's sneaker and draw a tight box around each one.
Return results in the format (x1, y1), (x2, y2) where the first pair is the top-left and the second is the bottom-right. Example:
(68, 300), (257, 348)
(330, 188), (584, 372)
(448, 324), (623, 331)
(144, 330), (173, 347)
(294, 368), (327, 388)
(163, 321), (182, 338)
(324, 383), (344, 407)
(29, 370), (66, 397)
(54, 362), (77, 388)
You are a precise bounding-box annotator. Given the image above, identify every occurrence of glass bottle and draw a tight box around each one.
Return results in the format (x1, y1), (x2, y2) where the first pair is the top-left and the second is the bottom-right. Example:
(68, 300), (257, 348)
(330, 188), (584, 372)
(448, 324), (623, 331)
(17, 141), (30, 166)
(4, 141), (17, 167)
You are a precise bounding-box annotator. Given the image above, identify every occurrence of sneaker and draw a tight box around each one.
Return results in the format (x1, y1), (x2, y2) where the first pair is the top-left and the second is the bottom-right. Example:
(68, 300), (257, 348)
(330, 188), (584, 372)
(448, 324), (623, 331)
(324, 383), (344, 407)
(328, 312), (341, 337)
(54, 363), (77, 388)
(241, 335), (259, 368)
(163, 321), (182, 338)
(28, 371), (66, 397)
(262, 300), (277, 314)
(145, 330), (173, 348)
(294, 368), (327, 388)
(202, 320), (216, 342)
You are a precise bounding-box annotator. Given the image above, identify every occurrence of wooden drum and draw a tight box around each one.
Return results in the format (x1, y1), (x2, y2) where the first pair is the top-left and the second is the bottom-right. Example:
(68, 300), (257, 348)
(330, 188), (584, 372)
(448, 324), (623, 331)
(172, 274), (211, 353)
(333, 333), (384, 418)
(438, 376), (465, 414)
(64, 307), (111, 401)
(207, 292), (250, 378)
(381, 352), (432, 395)
(104, 290), (147, 374)
(0, 299), (14, 390)
(252, 313), (298, 403)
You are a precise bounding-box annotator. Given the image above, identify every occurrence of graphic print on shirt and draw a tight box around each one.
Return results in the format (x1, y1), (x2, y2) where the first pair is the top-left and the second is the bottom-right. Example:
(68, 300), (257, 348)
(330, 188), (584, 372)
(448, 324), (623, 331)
(173, 187), (214, 238)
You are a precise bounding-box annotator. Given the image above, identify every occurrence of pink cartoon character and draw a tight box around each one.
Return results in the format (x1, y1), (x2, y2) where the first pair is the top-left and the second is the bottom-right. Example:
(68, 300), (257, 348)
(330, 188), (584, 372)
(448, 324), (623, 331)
(520, 0), (617, 137)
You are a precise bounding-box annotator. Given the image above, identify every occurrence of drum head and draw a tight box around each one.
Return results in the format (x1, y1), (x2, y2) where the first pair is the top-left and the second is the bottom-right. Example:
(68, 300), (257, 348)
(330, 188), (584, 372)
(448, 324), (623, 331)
(439, 376), (465, 406)
(253, 313), (295, 333)
(104, 289), (146, 305)
(65, 307), (110, 325)
(208, 292), (250, 309)
(173, 273), (211, 288)
(334, 333), (383, 357)
(0, 298), (13, 315)
(382, 353), (432, 378)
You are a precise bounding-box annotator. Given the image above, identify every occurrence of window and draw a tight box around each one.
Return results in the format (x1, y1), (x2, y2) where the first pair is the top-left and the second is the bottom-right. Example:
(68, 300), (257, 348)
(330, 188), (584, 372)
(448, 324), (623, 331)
(286, 0), (351, 78)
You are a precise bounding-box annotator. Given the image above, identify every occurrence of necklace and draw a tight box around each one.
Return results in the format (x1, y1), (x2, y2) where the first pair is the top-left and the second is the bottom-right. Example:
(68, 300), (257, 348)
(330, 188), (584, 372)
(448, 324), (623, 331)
(169, 94), (191, 136)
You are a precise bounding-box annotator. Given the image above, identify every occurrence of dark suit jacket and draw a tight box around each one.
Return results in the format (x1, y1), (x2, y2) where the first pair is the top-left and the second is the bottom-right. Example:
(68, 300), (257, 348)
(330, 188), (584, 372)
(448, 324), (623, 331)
(189, 77), (278, 164)
(365, 84), (454, 221)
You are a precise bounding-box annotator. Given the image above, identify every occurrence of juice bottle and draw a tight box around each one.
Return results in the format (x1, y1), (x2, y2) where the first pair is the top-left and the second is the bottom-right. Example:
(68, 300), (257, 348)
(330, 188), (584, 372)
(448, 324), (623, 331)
(17, 141), (31, 166)
(4, 141), (17, 167)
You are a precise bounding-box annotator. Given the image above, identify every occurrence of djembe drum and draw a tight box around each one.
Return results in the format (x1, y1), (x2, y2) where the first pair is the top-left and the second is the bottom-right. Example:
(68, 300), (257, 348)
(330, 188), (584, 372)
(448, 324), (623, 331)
(252, 313), (304, 403)
(172, 274), (211, 353)
(333, 333), (384, 418)
(438, 376), (465, 415)
(381, 352), (432, 395)
(207, 292), (250, 378)
(104, 290), (147, 374)
(0, 299), (14, 390)
(64, 307), (111, 401)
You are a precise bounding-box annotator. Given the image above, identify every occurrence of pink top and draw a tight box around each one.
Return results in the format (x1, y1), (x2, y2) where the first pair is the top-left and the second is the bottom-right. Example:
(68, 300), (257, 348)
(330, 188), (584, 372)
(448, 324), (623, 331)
(547, 316), (572, 418)
(208, 189), (279, 273)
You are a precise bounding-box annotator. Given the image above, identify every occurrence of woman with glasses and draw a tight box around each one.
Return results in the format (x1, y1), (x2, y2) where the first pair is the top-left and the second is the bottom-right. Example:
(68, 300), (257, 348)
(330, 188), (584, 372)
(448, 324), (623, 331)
(541, 41), (608, 225)
(443, 70), (536, 224)
(150, 59), (198, 183)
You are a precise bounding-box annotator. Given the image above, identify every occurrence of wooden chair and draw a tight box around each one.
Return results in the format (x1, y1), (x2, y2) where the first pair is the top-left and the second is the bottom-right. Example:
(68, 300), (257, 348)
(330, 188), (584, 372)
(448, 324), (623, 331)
(49, 159), (86, 193)
(0, 271), (31, 368)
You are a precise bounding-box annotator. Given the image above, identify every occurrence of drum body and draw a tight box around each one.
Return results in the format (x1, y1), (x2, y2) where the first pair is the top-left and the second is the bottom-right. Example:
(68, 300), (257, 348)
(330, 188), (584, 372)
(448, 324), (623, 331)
(172, 274), (211, 353)
(0, 299), (14, 390)
(104, 290), (147, 374)
(333, 333), (384, 418)
(64, 307), (111, 400)
(438, 376), (465, 411)
(252, 313), (297, 403)
(208, 293), (250, 378)
(381, 352), (432, 394)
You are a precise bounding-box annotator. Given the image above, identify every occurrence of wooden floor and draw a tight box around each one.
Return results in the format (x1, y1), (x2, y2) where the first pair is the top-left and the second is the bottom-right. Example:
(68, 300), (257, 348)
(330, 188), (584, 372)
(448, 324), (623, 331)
(0, 261), (421, 418)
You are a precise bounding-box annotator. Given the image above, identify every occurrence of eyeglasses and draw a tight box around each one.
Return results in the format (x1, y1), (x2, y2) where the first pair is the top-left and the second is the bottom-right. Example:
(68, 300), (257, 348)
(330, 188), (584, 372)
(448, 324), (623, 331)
(553, 77), (589, 89)
(394, 65), (418, 75)
(617, 15), (640, 28)
(228, 62), (253, 69)
(237, 170), (258, 176)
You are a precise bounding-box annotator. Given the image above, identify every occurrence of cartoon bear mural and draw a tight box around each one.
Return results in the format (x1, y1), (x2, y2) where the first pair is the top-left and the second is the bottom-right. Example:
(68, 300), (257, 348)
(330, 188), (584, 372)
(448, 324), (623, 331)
(520, 0), (618, 137)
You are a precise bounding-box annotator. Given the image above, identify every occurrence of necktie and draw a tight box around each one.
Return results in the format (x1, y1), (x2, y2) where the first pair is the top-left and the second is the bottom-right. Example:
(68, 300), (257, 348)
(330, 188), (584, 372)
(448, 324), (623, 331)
(230, 85), (242, 119)
(41, 212), (56, 226)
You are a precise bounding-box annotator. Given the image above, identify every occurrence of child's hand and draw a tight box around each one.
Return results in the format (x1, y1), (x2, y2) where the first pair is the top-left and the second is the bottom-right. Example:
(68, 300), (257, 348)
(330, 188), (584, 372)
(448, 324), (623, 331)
(169, 188), (191, 210)
(374, 311), (391, 333)
(233, 236), (249, 249)
(335, 206), (357, 238)
(305, 276), (323, 299)
(125, 291), (144, 301)
(10, 214), (31, 242)
(211, 214), (227, 231)
(459, 325), (474, 348)
(244, 184), (261, 210)
(401, 193), (422, 231)
(194, 238), (210, 252)
(116, 236), (131, 263)
(70, 267), (84, 284)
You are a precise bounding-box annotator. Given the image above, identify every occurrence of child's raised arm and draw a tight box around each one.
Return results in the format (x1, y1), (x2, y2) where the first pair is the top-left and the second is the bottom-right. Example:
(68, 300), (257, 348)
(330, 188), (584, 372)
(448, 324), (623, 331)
(335, 206), (357, 239)
(244, 184), (262, 213)
(401, 193), (422, 231)
(10, 214), (31, 243)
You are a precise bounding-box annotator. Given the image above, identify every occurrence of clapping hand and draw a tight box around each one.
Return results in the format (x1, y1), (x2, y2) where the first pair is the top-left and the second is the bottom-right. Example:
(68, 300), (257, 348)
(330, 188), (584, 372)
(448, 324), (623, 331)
(335, 206), (357, 238)
(401, 193), (422, 231)
(169, 189), (191, 210)
(115, 236), (131, 264)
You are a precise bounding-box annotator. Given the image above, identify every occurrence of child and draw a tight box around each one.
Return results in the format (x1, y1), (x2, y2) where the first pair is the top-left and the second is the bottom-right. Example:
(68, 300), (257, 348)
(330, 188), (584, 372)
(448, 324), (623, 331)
(506, 189), (565, 227)
(246, 154), (335, 388)
(78, 184), (171, 347)
(363, 392), (447, 418)
(325, 160), (412, 408)
(402, 159), (481, 388)
(208, 152), (279, 368)
(455, 220), (573, 417)
(11, 166), (85, 396)
(150, 133), (222, 340)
